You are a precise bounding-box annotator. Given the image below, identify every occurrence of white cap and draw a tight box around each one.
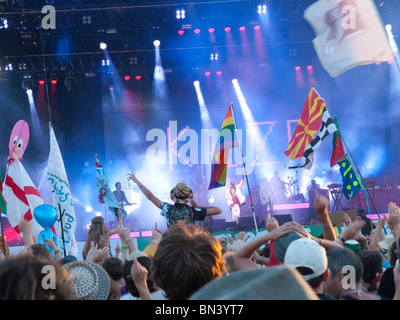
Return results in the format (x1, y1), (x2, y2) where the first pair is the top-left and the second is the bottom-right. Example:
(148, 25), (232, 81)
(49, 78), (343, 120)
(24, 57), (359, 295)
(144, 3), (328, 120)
(284, 238), (327, 280)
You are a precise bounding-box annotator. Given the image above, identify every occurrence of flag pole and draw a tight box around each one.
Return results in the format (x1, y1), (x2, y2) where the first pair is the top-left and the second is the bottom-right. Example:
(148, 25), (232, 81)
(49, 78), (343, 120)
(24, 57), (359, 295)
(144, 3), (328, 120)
(57, 204), (67, 257)
(40, 28), (52, 124)
(340, 135), (385, 234)
(229, 101), (259, 236)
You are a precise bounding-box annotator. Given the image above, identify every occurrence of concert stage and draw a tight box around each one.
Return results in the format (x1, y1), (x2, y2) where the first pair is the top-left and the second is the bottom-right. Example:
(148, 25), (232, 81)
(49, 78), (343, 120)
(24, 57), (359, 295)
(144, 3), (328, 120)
(211, 202), (312, 232)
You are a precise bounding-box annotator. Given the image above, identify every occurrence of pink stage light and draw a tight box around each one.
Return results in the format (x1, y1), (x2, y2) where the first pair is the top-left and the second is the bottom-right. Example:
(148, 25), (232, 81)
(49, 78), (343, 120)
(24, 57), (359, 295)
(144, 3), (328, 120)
(135, 75), (142, 80)
(124, 75), (131, 81)
(295, 66), (301, 71)
(194, 29), (200, 34)
(254, 25), (260, 30)
(205, 71), (211, 76)
(216, 71), (222, 75)
(307, 65), (313, 70)
(239, 26), (246, 31)
(178, 30), (184, 35)
(38, 80), (45, 85)
(208, 28), (214, 33)
(224, 27), (231, 32)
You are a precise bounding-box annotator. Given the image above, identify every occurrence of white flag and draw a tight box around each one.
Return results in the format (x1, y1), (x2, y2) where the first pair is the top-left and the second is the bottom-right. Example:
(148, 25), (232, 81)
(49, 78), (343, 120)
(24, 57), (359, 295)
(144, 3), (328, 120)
(3, 159), (44, 237)
(47, 123), (78, 257)
(304, 0), (395, 77)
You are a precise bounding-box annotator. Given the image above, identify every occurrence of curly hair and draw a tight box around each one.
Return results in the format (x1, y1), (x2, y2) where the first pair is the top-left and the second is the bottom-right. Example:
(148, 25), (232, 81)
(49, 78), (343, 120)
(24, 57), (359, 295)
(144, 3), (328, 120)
(151, 222), (226, 300)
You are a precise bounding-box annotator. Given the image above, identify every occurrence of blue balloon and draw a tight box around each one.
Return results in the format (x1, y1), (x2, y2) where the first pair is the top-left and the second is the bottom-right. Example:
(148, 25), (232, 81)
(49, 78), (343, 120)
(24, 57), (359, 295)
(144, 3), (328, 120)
(33, 204), (58, 229)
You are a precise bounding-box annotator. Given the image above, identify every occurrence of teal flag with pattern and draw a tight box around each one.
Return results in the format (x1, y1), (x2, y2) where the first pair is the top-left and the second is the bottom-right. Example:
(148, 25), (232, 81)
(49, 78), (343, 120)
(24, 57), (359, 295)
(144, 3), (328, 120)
(338, 155), (363, 200)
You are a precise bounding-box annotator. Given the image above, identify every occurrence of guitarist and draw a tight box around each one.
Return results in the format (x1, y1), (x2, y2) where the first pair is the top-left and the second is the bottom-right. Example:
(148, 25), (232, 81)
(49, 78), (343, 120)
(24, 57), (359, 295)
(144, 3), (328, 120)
(226, 174), (245, 223)
(113, 182), (134, 208)
(270, 171), (286, 204)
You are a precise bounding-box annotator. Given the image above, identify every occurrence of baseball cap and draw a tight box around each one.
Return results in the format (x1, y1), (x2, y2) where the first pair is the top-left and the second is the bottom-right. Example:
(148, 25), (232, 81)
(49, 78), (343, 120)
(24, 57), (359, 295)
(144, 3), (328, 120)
(284, 238), (327, 280)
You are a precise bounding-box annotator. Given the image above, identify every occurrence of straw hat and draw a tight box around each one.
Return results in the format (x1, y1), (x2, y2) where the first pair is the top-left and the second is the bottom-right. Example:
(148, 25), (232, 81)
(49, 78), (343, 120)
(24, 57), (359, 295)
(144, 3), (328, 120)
(378, 234), (396, 251)
(170, 183), (193, 204)
(64, 260), (110, 300)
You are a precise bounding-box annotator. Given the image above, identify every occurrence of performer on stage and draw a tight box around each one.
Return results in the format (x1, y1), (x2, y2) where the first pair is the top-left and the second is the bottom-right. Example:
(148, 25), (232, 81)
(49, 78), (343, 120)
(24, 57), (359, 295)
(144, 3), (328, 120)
(259, 177), (273, 214)
(270, 171), (286, 204)
(226, 174), (245, 223)
(113, 182), (133, 208)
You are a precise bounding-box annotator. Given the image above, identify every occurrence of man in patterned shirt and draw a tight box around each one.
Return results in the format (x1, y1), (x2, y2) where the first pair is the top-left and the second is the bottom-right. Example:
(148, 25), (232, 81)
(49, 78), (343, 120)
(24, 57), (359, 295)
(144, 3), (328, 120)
(127, 172), (222, 227)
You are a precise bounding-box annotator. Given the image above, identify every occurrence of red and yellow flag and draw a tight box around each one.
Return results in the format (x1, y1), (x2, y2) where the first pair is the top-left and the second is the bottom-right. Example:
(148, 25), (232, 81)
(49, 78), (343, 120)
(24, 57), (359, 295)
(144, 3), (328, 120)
(284, 87), (326, 160)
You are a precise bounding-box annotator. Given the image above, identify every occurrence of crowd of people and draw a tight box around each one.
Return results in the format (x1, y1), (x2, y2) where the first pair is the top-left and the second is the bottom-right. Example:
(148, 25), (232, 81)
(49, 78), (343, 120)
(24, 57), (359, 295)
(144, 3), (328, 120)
(1, 171), (400, 301)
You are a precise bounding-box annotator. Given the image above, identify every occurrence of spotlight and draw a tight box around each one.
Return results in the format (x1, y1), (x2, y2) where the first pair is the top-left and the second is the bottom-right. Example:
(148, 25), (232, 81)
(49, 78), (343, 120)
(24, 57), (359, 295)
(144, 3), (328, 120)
(5, 63), (13, 71)
(210, 53), (219, 61)
(85, 206), (93, 213)
(307, 65), (313, 70)
(124, 75), (131, 81)
(205, 71), (211, 76)
(224, 27), (231, 32)
(101, 59), (110, 67)
(193, 80), (200, 86)
(194, 29), (200, 34)
(178, 30), (184, 35)
(100, 42), (107, 50)
(135, 75), (142, 80)
(385, 24), (392, 32)
(38, 80), (45, 85)
(258, 4), (267, 14)
(208, 28), (215, 33)
(216, 71), (222, 75)
(153, 40), (161, 47)
(254, 25), (260, 30)
(50, 73), (58, 84)
(1, 18), (8, 29)
(232, 78), (238, 84)
(176, 9), (185, 19)
(239, 26), (246, 31)
(295, 66), (301, 71)
(21, 74), (34, 92)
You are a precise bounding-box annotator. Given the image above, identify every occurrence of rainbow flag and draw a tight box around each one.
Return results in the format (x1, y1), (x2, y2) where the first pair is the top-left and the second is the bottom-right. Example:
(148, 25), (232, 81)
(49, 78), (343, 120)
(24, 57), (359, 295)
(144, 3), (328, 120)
(208, 104), (240, 190)
(284, 87), (326, 161)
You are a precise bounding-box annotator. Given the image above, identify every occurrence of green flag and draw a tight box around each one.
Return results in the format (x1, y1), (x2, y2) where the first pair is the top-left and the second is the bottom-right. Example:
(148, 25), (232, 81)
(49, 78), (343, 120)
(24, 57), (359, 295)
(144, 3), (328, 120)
(338, 155), (363, 200)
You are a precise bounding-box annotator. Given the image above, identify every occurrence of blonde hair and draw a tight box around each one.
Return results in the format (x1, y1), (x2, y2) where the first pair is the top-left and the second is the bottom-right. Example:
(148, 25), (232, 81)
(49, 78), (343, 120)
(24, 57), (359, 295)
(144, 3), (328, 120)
(86, 216), (106, 252)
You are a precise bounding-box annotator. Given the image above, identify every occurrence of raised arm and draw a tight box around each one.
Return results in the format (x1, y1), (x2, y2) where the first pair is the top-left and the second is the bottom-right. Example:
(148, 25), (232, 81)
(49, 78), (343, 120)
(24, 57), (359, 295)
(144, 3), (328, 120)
(190, 199), (221, 216)
(128, 171), (162, 209)
(18, 216), (34, 249)
(238, 174), (245, 189)
(314, 192), (336, 241)
(233, 222), (298, 270)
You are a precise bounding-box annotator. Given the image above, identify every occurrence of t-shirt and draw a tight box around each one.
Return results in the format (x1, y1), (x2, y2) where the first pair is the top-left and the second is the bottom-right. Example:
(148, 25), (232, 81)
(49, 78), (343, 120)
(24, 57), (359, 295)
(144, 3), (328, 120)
(160, 202), (207, 227)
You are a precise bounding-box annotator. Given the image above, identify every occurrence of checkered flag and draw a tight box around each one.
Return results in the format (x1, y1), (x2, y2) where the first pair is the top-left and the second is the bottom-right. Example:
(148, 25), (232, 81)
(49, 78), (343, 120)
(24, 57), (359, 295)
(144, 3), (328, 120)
(290, 107), (337, 170)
